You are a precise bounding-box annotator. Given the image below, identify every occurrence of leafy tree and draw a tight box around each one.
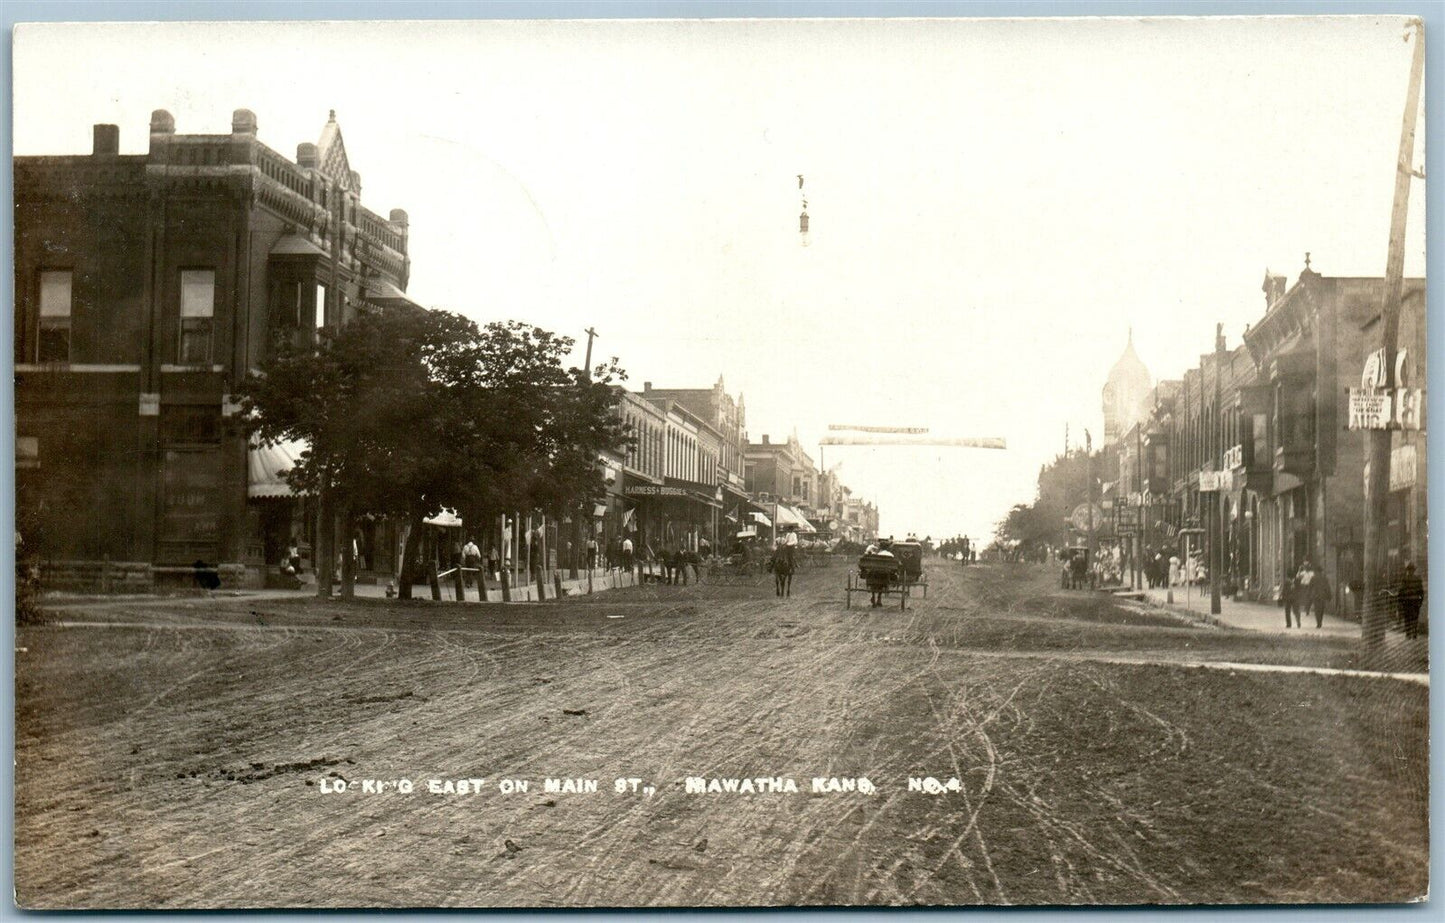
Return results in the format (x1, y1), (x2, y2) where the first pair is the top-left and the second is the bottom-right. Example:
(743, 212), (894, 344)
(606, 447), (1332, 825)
(239, 309), (628, 599)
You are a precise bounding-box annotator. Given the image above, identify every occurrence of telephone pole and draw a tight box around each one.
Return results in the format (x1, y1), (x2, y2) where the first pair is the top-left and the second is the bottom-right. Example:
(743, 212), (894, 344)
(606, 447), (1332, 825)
(1364, 19), (1425, 650)
(583, 327), (599, 382)
(1211, 323), (1224, 616)
(1085, 429), (1096, 581)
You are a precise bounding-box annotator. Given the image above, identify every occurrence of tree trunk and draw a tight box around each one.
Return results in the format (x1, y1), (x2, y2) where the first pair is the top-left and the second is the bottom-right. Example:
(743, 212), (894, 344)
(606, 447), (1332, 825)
(316, 482), (335, 598)
(398, 512), (424, 601)
(340, 500), (355, 599)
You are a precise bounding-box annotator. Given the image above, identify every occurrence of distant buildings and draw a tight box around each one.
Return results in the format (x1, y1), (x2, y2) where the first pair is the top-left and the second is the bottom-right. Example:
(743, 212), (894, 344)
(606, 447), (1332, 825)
(1106, 258), (1426, 614)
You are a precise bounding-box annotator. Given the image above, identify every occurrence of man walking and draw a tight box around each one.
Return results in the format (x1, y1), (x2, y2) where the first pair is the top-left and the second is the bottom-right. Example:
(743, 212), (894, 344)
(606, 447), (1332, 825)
(1398, 562), (1425, 640)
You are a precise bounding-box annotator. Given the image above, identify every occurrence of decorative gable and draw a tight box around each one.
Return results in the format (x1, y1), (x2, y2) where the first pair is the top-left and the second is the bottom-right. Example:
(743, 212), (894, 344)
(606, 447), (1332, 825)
(316, 110), (359, 194)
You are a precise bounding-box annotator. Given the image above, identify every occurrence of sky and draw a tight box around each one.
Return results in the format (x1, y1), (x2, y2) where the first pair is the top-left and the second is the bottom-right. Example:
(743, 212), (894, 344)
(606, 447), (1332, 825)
(12, 16), (1427, 542)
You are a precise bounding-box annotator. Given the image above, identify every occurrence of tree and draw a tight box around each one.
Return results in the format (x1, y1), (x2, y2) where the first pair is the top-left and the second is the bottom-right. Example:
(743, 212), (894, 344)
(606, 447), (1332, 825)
(238, 309), (628, 599)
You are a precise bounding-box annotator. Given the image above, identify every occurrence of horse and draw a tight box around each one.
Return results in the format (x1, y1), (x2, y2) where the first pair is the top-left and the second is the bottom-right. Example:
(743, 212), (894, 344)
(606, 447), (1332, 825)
(771, 544), (796, 597)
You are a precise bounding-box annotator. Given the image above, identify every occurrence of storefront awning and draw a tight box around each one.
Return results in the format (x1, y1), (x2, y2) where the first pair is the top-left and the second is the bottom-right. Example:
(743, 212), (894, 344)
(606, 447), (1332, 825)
(364, 279), (423, 310)
(424, 507), (463, 528)
(248, 439), (309, 498)
(269, 234), (328, 258)
(750, 511), (772, 527)
(773, 504), (817, 534)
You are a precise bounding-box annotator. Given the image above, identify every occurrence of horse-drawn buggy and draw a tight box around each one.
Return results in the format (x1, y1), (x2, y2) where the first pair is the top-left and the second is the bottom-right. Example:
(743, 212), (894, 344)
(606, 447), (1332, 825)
(845, 542), (910, 610)
(707, 534), (767, 586)
(890, 540), (928, 598)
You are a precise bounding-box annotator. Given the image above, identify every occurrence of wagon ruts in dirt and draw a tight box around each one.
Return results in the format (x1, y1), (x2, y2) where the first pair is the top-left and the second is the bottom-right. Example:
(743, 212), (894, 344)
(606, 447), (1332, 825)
(845, 552), (909, 610)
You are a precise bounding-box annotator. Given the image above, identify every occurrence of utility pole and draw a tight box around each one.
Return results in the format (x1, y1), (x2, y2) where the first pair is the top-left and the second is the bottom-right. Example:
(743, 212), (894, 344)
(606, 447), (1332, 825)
(583, 327), (599, 382)
(1085, 429), (1096, 585)
(1211, 323), (1224, 615)
(1364, 19), (1425, 650)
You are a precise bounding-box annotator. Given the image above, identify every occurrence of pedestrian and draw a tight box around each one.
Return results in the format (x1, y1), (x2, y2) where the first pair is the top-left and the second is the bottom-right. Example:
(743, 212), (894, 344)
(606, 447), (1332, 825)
(1310, 568), (1332, 629)
(1397, 562), (1425, 639)
(1281, 574), (1299, 628)
(864, 539), (895, 607)
(461, 536), (481, 587)
(1292, 561), (1317, 628)
(586, 536), (598, 570)
(621, 535), (634, 574)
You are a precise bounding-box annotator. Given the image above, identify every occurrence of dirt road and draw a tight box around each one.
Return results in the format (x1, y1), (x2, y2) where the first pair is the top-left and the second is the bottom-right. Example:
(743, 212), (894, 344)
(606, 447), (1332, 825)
(15, 562), (1428, 907)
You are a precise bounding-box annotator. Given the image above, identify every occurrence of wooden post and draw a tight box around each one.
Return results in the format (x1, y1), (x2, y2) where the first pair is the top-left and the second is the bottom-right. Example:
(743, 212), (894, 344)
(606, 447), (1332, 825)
(340, 502), (355, 599)
(1365, 20), (1424, 650)
(453, 561), (466, 602)
(316, 480), (334, 598)
(1211, 325), (1224, 615)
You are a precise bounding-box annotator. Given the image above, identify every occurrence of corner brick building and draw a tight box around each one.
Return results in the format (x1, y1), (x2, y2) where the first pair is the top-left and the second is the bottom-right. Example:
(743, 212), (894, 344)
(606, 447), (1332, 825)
(15, 109), (415, 588)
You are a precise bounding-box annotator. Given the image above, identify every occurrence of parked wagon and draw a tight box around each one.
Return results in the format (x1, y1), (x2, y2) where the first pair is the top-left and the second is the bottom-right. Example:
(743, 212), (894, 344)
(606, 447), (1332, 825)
(706, 537), (767, 586)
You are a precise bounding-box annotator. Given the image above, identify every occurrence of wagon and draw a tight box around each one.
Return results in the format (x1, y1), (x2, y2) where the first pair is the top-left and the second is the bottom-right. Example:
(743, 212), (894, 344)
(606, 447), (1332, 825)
(845, 552), (908, 610)
(706, 552), (765, 586)
(890, 541), (928, 597)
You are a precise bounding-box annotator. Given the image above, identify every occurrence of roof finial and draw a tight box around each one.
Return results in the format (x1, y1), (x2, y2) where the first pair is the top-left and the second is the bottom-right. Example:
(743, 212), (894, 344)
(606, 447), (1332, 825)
(1127, 325), (1133, 345)
(1304, 251), (1311, 270)
(328, 109), (337, 122)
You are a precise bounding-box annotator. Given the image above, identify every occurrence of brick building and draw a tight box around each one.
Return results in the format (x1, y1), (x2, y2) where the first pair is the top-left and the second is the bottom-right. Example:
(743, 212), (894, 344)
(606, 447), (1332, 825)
(15, 109), (414, 588)
(1119, 259), (1426, 614)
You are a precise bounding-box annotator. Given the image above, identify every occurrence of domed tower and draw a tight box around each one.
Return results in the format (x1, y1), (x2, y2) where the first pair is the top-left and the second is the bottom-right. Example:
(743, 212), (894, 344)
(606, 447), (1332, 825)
(1102, 329), (1152, 445)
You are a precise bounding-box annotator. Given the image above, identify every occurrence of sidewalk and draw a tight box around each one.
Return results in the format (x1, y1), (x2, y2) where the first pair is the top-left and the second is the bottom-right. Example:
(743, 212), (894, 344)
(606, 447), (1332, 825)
(336, 566), (643, 603)
(1125, 584), (1361, 639)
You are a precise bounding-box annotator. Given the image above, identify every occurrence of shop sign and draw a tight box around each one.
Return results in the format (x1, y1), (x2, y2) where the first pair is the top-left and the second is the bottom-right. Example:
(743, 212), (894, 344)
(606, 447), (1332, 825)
(1223, 444), (1243, 471)
(1069, 503), (1104, 532)
(1362, 348), (1411, 389)
(1390, 444), (1417, 491)
(625, 485), (689, 498)
(1198, 470), (1222, 492)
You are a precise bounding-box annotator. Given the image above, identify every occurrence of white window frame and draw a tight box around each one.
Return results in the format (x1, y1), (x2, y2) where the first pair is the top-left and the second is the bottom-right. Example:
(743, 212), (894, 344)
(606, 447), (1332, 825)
(179, 269), (216, 364)
(37, 270), (73, 363)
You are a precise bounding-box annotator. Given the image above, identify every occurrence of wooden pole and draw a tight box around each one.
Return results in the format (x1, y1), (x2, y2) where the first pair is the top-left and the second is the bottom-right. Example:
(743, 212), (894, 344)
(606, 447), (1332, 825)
(1211, 324), (1223, 615)
(1364, 19), (1425, 650)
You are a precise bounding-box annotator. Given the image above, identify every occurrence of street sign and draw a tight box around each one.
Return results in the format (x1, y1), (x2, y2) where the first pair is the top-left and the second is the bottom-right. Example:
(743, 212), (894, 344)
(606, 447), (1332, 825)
(1069, 503), (1103, 532)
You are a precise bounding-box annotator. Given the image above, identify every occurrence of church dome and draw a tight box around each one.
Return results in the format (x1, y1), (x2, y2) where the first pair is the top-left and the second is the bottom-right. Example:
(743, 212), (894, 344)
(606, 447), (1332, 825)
(1102, 330), (1152, 444)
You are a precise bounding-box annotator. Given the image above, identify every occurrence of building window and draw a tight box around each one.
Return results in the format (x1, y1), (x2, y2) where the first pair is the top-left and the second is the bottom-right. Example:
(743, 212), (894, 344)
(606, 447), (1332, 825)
(37, 270), (72, 363)
(179, 270), (216, 364)
(16, 436), (39, 470)
(315, 283), (329, 330)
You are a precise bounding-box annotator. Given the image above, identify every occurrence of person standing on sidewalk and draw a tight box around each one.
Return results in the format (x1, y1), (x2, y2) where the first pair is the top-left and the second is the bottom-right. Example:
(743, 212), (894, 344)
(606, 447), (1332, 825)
(1310, 567), (1332, 629)
(1398, 562), (1425, 639)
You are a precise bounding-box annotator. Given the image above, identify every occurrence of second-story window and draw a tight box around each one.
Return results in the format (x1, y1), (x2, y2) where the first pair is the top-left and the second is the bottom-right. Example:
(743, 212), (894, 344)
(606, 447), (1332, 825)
(179, 270), (216, 364)
(38, 270), (73, 363)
